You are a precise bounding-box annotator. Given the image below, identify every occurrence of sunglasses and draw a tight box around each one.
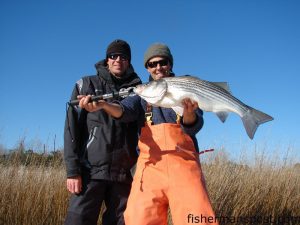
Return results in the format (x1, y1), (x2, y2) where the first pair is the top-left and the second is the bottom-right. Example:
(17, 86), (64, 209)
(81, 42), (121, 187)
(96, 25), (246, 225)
(147, 59), (169, 68)
(108, 53), (128, 61)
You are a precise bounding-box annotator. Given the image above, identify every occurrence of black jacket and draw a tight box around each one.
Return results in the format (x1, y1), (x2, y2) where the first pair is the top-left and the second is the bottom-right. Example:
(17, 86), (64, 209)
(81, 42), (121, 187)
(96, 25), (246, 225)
(64, 60), (142, 182)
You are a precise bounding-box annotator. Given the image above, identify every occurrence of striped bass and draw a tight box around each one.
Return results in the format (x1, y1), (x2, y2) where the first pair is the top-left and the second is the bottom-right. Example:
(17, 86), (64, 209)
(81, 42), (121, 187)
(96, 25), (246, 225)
(134, 75), (273, 139)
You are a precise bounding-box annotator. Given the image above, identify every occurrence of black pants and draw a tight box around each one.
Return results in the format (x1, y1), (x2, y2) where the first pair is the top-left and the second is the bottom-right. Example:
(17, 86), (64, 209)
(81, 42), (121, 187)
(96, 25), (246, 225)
(64, 179), (131, 225)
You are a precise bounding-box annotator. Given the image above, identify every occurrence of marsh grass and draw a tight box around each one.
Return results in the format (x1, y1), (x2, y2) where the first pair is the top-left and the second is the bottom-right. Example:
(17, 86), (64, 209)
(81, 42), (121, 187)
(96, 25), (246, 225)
(201, 149), (300, 224)
(0, 147), (299, 225)
(0, 163), (68, 225)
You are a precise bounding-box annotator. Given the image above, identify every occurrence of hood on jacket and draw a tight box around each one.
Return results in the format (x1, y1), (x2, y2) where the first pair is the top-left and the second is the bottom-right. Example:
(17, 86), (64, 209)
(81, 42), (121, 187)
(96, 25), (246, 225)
(95, 59), (141, 89)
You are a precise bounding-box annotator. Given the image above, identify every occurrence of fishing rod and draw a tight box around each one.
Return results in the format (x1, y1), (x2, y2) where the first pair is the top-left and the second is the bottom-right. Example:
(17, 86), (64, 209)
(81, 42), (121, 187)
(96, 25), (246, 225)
(68, 87), (136, 106)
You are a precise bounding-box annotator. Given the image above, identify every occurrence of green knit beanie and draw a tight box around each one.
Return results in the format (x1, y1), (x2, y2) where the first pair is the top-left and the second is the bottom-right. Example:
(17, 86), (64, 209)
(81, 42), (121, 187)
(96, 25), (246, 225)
(144, 43), (173, 68)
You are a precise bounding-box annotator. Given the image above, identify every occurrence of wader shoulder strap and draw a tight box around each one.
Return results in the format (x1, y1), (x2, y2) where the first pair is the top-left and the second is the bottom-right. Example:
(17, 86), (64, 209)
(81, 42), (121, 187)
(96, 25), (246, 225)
(176, 114), (181, 124)
(145, 103), (153, 125)
(144, 103), (181, 125)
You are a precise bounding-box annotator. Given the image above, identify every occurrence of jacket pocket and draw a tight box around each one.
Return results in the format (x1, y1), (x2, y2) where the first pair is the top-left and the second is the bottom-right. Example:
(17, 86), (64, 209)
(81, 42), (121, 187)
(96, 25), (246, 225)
(85, 126), (113, 166)
(86, 126), (98, 150)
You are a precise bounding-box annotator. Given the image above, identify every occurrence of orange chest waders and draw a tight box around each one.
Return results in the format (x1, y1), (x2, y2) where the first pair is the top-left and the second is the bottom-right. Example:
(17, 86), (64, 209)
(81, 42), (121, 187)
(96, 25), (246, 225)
(124, 113), (218, 225)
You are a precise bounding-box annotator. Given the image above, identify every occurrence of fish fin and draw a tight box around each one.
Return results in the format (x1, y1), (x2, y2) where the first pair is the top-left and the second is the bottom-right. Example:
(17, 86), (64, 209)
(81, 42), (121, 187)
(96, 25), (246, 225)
(215, 111), (229, 123)
(241, 107), (274, 139)
(212, 82), (231, 93)
(171, 106), (184, 116)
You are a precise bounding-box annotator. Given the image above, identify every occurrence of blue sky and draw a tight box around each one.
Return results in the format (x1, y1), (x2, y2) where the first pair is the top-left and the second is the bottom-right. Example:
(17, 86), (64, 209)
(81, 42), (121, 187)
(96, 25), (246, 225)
(0, 0), (299, 160)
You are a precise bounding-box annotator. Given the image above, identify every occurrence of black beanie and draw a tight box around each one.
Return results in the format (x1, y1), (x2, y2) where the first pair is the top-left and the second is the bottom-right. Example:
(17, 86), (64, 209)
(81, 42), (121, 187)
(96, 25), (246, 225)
(106, 39), (131, 62)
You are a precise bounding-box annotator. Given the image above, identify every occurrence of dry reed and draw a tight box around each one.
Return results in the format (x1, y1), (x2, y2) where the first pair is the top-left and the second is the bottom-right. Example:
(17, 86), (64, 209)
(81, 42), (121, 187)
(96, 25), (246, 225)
(0, 147), (299, 225)
(0, 163), (68, 225)
(201, 148), (300, 225)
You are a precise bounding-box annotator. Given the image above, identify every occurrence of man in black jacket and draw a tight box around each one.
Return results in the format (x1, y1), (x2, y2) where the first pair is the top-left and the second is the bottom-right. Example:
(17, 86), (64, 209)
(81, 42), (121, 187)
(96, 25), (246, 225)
(64, 39), (141, 225)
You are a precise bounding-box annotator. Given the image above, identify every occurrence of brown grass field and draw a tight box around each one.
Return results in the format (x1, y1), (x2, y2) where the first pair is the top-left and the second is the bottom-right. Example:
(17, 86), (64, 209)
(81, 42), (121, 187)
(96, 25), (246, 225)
(0, 147), (299, 225)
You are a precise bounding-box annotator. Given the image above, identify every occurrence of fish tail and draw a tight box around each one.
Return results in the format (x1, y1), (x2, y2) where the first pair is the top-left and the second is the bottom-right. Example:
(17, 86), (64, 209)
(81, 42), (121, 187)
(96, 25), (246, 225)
(241, 107), (274, 139)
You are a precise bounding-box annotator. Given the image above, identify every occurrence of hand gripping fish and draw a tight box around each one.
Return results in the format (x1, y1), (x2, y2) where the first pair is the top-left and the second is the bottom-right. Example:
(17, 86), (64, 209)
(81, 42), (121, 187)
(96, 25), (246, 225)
(134, 75), (273, 139)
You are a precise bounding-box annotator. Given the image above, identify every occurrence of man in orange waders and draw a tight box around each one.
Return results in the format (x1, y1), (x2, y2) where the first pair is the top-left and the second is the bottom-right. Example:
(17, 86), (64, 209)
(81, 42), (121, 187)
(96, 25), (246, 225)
(79, 43), (218, 225)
